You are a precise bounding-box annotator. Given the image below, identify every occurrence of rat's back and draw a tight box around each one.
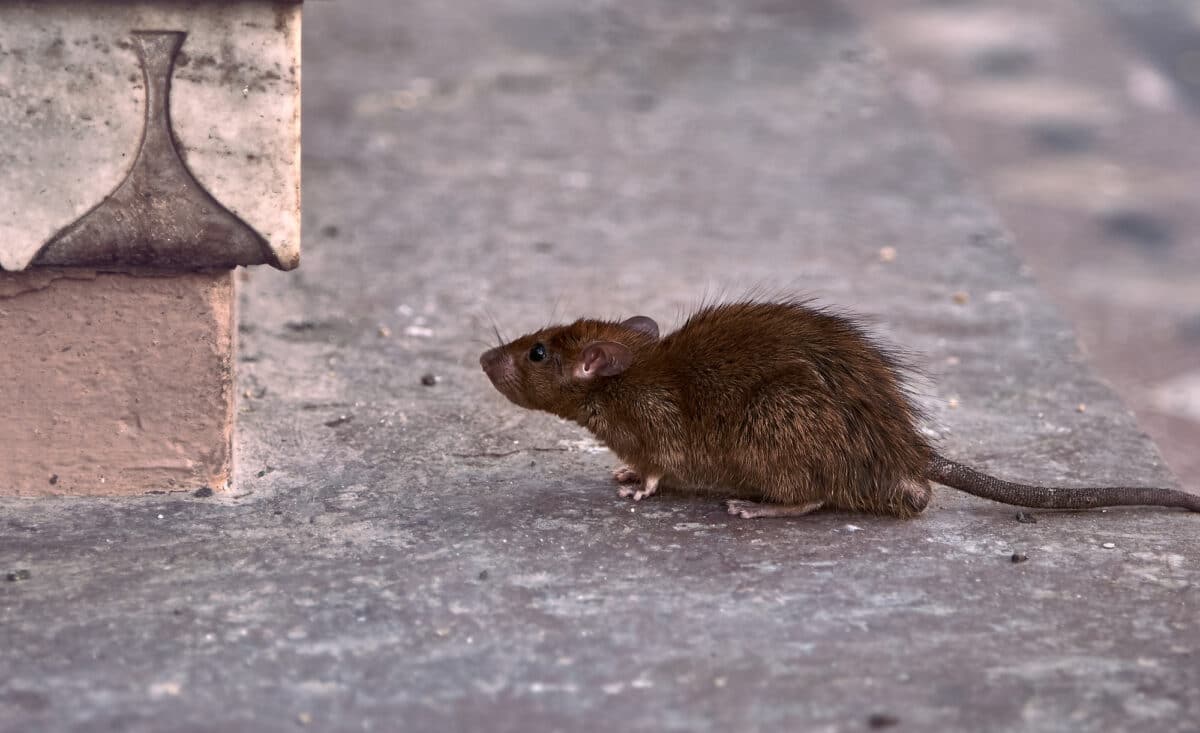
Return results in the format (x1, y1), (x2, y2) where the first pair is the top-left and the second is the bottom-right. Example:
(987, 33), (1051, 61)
(661, 300), (908, 400)
(654, 299), (934, 513)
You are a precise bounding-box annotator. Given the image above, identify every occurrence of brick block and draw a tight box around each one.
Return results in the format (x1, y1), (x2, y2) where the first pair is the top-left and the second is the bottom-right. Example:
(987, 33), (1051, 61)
(0, 270), (235, 496)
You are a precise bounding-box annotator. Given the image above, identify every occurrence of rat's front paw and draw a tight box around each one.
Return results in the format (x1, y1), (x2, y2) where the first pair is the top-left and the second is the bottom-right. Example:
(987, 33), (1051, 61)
(612, 465), (642, 484)
(617, 474), (660, 502)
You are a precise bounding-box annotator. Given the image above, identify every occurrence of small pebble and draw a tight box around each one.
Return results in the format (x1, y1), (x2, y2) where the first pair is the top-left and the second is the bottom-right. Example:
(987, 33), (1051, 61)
(947, 397), (959, 409)
(48, 474), (58, 485)
(193, 487), (214, 498)
(1015, 512), (1037, 524)
(1077, 403), (1087, 413)
(6, 569), (32, 582)
(377, 325), (392, 338)
(878, 246), (897, 262)
(324, 415), (352, 428)
(952, 291), (970, 305)
(868, 713), (900, 729)
(297, 712), (312, 726)
(1102, 542), (1116, 549)
(1011, 553), (1028, 564)
(420, 373), (438, 386)
(478, 570), (489, 581)
(157, 514), (164, 520)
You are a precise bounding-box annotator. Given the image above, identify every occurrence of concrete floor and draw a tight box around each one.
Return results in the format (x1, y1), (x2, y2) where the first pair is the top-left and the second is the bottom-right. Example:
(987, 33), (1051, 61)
(2, 1), (1197, 731)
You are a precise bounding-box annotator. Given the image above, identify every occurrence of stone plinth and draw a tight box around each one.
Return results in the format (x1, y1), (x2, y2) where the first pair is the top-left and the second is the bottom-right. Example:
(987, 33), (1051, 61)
(0, 1), (301, 496)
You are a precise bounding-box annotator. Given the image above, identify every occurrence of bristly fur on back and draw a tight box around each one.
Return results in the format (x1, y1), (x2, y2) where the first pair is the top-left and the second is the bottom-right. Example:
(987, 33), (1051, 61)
(561, 297), (936, 516)
(481, 296), (938, 516)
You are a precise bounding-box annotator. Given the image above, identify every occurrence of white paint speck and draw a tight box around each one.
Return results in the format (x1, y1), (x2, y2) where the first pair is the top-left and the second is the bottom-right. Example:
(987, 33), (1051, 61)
(530, 681), (578, 694)
(562, 170), (591, 189)
(902, 70), (942, 108)
(148, 681), (182, 698)
(1127, 63), (1175, 110)
(555, 437), (608, 454)
(1149, 369), (1200, 422)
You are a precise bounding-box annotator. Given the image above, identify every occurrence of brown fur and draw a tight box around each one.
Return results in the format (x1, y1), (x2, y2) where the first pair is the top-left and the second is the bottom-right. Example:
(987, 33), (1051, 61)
(481, 299), (1200, 516)
(481, 299), (933, 517)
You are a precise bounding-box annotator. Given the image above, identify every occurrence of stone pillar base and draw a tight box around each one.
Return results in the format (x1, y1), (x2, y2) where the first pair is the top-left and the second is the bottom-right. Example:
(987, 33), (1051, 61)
(0, 270), (235, 496)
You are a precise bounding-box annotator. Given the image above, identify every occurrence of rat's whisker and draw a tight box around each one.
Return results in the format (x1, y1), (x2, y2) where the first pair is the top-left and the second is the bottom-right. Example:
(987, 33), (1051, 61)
(481, 310), (506, 346)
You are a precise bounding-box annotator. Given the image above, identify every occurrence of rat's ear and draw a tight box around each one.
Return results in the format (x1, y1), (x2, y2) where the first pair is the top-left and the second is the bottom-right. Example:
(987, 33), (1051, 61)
(620, 316), (659, 340)
(575, 341), (634, 379)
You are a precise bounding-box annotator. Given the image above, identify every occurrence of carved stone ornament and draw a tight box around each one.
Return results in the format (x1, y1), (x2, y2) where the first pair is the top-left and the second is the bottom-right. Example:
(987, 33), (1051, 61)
(0, 2), (301, 271)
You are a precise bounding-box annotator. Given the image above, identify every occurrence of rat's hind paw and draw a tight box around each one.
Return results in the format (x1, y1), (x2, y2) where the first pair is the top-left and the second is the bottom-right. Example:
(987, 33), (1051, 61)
(612, 465), (642, 484)
(725, 499), (823, 519)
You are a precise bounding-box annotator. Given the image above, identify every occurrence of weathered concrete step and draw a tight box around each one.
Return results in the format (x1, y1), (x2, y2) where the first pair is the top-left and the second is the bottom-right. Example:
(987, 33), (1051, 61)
(2, 1), (1195, 732)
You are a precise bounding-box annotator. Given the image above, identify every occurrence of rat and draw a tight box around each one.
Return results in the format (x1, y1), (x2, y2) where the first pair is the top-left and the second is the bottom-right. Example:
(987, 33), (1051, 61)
(479, 299), (1199, 518)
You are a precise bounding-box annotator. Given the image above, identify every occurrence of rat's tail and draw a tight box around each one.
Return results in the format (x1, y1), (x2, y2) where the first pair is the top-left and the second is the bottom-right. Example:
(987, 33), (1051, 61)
(927, 455), (1200, 511)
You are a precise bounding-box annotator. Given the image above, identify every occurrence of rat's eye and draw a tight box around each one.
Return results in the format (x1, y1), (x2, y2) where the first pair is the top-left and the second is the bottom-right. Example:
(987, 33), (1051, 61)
(528, 343), (547, 362)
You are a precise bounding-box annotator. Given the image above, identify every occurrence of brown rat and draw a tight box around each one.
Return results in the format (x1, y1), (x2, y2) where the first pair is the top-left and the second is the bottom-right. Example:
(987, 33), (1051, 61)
(479, 299), (1199, 518)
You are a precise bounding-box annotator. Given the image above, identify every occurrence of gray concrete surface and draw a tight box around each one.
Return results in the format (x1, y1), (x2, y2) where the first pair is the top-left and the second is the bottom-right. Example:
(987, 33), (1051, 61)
(2, 1), (1197, 731)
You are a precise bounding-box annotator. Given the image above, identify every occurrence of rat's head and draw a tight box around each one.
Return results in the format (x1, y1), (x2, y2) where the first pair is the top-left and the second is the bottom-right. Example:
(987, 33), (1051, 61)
(479, 315), (659, 418)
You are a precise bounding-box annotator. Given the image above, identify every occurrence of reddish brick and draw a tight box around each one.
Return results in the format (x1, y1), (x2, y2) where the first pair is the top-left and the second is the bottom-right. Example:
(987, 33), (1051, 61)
(0, 269), (235, 496)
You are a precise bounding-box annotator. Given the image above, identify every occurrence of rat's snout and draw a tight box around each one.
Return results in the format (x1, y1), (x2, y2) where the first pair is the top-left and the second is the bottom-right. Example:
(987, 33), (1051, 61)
(480, 347), (513, 384)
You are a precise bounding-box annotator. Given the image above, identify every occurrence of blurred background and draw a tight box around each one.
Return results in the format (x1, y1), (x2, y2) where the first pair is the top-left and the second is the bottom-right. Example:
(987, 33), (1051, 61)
(849, 0), (1200, 486)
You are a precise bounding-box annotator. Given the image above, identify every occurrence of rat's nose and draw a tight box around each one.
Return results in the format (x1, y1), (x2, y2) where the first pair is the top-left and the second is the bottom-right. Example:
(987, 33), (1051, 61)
(480, 347), (506, 378)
